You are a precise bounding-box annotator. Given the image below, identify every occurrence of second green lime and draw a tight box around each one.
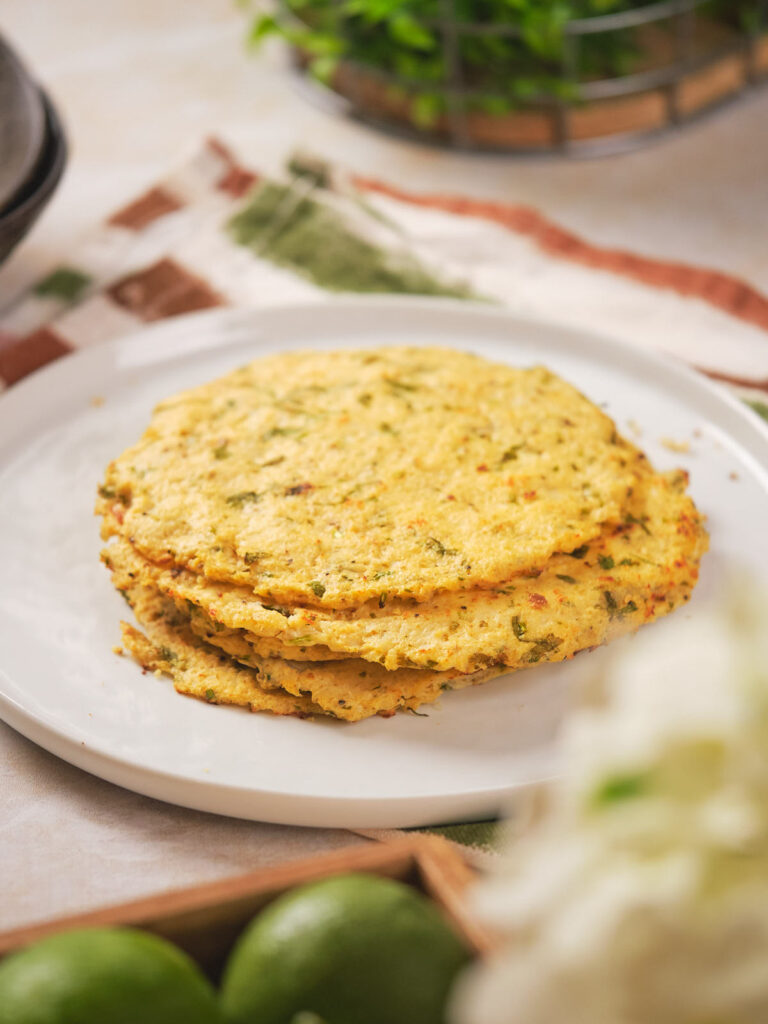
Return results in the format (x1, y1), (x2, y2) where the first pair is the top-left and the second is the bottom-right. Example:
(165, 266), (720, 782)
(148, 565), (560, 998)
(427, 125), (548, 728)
(220, 872), (470, 1024)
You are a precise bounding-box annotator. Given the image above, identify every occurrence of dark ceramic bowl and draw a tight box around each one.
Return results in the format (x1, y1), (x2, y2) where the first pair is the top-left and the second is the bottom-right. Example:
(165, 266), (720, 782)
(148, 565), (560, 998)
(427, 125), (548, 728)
(0, 36), (67, 268)
(0, 89), (67, 266)
(0, 37), (46, 211)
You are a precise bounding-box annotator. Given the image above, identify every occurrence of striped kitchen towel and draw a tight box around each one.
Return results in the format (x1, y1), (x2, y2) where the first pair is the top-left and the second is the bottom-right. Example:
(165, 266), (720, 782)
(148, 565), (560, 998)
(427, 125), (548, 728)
(1, 137), (766, 414)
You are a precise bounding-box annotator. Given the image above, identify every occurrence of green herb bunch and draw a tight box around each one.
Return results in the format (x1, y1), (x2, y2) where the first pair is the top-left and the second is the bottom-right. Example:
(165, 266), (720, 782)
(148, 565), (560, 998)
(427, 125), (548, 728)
(244, 0), (762, 125)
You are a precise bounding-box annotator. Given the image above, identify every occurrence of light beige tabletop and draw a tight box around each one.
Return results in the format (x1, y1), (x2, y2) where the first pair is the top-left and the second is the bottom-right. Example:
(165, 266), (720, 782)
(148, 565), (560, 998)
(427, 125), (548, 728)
(0, 0), (766, 933)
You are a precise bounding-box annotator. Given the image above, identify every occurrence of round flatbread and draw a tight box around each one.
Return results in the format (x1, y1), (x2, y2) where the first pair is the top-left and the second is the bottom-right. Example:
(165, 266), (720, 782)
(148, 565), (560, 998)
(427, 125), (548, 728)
(186, 613), (346, 662)
(105, 468), (708, 675)
(98, 347), (639, 607)
(119, 593), (321, 719)
(121, 583), (507, 721)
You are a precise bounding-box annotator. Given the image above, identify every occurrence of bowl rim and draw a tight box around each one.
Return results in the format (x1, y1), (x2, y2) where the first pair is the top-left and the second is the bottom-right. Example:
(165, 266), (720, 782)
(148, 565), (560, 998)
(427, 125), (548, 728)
(0, 86), (67, 230)
(0, 37), (48, 211)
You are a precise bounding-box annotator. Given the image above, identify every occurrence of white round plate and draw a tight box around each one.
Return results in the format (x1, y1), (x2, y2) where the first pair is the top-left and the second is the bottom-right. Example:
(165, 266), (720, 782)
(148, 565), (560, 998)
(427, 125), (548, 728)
(1, 299), (767, 828)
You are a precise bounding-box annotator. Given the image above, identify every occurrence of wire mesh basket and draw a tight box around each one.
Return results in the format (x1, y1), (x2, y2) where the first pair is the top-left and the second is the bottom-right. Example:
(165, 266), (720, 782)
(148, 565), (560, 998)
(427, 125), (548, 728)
(270, 0), (768, 154)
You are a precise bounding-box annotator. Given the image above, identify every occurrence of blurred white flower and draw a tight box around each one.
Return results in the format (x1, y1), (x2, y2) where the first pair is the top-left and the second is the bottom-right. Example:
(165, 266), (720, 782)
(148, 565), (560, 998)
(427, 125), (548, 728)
(452, 588), (768, 1024)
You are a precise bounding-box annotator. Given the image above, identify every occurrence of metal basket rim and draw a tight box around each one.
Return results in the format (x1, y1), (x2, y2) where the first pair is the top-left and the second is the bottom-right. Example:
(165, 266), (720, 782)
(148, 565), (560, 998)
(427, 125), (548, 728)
(275, 0), (764, 42)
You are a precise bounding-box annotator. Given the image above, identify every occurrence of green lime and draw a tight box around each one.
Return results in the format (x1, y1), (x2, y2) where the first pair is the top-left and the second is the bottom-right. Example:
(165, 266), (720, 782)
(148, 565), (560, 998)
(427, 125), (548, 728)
(220, 872), (470, 1024)
(0, 927), (222, 1024)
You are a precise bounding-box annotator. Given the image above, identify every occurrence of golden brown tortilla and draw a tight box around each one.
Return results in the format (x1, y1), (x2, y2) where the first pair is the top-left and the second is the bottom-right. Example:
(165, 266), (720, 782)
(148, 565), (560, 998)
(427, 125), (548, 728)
(98, 347), (639, 607)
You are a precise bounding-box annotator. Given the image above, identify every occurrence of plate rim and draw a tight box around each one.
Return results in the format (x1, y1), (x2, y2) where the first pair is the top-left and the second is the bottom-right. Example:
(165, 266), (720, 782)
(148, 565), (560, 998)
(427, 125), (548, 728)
(1, 296), (767, 828)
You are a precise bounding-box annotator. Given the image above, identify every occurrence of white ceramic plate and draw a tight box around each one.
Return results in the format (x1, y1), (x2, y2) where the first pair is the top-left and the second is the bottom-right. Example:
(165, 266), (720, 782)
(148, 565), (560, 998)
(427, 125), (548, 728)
(1, 299), (767, 828)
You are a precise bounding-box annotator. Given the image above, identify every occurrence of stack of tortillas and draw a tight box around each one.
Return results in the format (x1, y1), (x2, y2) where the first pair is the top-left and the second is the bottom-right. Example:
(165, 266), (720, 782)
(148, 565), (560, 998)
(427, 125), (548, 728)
(97, 347), (708, 722)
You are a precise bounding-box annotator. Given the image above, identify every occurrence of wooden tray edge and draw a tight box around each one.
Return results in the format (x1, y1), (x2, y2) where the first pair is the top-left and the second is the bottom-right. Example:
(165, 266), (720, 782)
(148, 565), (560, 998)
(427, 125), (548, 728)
(0, 836), (498, 964)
